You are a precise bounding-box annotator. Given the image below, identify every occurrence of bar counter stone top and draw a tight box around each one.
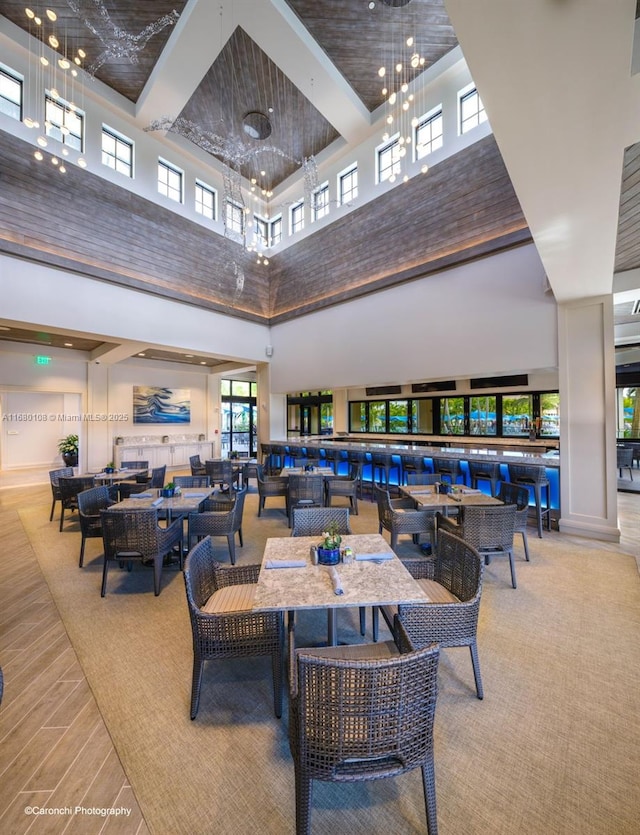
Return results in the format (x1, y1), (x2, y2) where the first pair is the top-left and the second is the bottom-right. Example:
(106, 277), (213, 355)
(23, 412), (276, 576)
(272, 437), (560, 468)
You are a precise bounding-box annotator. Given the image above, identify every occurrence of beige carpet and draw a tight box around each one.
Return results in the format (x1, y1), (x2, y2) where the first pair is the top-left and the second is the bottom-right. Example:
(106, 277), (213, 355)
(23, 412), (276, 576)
(19, 490), (640, 835)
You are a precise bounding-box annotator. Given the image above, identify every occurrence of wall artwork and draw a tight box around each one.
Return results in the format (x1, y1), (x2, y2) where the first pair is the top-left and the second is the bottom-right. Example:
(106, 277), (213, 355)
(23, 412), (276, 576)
(133, 386), (191, 424)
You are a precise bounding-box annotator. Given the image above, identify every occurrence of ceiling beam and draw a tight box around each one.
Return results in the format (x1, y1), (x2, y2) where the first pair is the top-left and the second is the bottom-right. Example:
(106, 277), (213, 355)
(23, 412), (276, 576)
(90, 342), (150, 364)
(135, 0), (232, 127)
(240, 0), (371, 143)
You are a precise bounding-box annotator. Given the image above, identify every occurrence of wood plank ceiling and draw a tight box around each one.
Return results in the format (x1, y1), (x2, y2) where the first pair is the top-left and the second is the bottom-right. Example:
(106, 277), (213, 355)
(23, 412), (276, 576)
(0, 1), (638, 360)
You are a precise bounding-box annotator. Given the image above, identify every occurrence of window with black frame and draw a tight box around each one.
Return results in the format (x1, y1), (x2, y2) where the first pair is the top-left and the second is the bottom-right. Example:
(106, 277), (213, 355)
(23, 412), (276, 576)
(347, 391), (559, 439)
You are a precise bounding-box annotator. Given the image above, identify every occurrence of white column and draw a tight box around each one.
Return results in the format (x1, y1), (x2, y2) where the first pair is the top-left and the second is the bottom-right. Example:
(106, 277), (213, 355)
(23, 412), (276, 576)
(87, 362), (111, 472)
(557, 295), (620, 541)
(332, 390), (348, 433)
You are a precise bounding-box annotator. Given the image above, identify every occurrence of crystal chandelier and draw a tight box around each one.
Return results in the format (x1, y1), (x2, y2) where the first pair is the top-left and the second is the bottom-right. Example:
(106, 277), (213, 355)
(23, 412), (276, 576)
(373, 0), (430, 183)
(23, 6), (88, 173)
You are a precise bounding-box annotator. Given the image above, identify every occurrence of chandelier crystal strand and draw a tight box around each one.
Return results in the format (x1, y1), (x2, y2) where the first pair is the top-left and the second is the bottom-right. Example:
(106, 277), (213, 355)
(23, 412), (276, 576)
(65, 1), (180, 75)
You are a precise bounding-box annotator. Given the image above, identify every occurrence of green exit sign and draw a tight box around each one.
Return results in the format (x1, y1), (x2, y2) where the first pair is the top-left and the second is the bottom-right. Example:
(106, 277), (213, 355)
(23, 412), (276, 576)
(35, 355), (52, 365)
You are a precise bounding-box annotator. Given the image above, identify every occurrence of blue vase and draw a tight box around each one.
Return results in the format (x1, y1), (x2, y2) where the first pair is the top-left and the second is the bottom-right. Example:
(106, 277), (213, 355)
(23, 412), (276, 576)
(317, 547), (340, 566)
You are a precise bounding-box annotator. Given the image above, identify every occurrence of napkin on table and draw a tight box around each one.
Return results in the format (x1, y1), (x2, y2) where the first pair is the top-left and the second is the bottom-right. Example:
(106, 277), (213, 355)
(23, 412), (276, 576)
(355, 552), (394, 561)
(131, 492), (153, 498)
(151, 497), (164, 507)
(264, 559), (307, 569)
(327, 566), (344, 595)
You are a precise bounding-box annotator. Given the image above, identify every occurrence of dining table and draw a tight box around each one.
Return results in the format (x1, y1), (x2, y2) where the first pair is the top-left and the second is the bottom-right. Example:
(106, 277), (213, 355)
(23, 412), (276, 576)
(399, 483), (504, 514)
(254, 533), (429, 646)
(111, 488), (214, 523)
(282, 466), (334, 476)
(91, 468), (148, 485)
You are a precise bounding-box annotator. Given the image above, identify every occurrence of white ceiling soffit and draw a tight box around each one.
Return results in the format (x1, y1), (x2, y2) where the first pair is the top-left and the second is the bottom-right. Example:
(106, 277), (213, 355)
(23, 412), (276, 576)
(445, 0), (637, 303)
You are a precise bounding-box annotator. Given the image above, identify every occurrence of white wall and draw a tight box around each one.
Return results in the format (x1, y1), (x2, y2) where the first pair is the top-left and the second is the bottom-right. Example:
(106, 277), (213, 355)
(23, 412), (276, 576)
(0, 254), (270, 363)
(269, 243), (557, 392)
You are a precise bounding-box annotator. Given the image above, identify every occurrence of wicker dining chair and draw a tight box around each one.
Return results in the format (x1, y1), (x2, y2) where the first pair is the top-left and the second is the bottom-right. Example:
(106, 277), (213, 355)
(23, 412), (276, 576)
(77, 485), (116, 568)
(48, 466), (74, 522)
(205, 459), (239, 490)
(406, 473), (442, 486)
(257, 465), (289, 517)
(287, 474), (325, 527)
(58, 476), (96, 531)
(174, 475), (211, 489)
(189, 454), (207, 476)
(383, 529), (485, 699)
(183, 536), (284, 720)
(289, 617), (440, 835)
(290, 506), (351, 538)
(373, 485), (435, 552)
(100, 507), (183, 596)
(324, 463), (359, 514)
(187, 487), (248, 564)
(495, 482), (531, 561)
(436, 503), (518, 588)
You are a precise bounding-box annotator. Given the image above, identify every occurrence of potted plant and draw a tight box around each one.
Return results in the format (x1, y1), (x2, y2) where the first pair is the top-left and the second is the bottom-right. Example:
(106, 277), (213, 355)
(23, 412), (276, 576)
(104, 461), (115, 474)
(317, 521), (342, 566)
(162, 482), (176, 498)
(58, 434), (79, 467)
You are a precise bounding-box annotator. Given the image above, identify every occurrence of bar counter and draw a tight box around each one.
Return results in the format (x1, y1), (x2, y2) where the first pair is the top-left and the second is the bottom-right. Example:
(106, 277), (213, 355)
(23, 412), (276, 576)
(269, 436), (561, 520)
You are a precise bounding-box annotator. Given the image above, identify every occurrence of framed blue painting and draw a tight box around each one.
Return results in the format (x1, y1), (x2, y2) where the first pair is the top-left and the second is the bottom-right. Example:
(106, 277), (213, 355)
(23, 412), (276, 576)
(133, 386), (191, 424)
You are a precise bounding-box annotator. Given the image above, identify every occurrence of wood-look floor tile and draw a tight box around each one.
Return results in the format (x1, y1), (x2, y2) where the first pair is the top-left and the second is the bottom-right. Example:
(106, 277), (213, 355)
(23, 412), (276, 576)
(0, 727), (65, 815)
(24, 701), (102, 791)
(0, 678), (79, 771)
(0, 790), (54, 835)
(43, 680), (93, 730)
(1, 646), (77, 724)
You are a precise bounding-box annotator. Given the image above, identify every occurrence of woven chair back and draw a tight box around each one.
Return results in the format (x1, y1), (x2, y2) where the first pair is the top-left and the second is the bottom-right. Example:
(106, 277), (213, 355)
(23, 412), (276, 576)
(460, 503), (517, 551)
(291, 507), (351, 537)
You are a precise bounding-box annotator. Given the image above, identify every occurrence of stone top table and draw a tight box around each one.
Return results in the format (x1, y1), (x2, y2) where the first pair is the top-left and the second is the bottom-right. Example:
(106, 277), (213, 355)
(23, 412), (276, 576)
(112, 488), (213, 522)
(399, 483), (504, 511)
(254, 533), (428, 645)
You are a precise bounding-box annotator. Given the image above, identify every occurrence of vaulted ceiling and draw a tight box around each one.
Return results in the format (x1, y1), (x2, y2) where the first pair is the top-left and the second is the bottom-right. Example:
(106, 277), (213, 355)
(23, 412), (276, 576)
(1, 0), (640, 367)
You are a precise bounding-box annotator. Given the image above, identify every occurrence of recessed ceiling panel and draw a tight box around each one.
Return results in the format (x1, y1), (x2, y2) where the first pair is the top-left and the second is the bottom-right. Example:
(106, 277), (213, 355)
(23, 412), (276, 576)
(176, 26), (340, 190)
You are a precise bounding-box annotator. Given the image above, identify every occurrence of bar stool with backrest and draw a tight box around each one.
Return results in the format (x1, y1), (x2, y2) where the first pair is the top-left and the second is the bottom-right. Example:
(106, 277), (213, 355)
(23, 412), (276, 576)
(432, 457), (463, 486)
(507, 463), (551, 538)
(401, 452), (428, 485)
(347, 449), (367, 498)
(616, 446), (634, 481)
(468, 460), (502, 495)
(372, 450), (401, 491)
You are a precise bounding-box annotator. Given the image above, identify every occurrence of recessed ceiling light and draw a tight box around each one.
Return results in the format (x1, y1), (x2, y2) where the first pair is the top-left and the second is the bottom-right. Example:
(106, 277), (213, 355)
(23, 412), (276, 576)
(184, 354), (194, 358)
(200, 361), (207, 365)
(138, 352), (146, 357)
(0, 326), (11, 331)
(64, 342), (73, 347)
